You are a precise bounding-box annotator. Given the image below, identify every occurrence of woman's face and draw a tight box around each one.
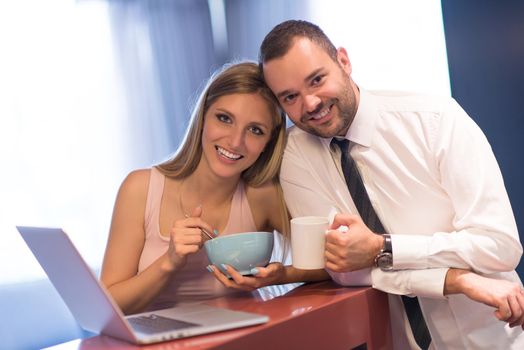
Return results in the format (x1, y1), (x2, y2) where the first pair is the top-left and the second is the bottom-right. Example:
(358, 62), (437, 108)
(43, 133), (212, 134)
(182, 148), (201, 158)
(201, 93), (274, 180)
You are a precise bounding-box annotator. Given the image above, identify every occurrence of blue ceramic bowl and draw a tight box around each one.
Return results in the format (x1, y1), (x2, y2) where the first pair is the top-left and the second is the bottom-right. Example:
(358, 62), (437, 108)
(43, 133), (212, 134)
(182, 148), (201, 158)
(204, 231), (274, 275)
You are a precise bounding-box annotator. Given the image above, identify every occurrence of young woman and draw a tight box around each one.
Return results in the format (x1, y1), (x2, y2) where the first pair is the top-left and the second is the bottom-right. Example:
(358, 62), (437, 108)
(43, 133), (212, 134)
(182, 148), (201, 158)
(100, 62), (328, 314)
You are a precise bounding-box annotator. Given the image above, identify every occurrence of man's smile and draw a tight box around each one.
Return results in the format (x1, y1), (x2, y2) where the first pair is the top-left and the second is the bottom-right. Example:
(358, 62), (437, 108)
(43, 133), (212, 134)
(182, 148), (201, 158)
(303, 100), (335, 124)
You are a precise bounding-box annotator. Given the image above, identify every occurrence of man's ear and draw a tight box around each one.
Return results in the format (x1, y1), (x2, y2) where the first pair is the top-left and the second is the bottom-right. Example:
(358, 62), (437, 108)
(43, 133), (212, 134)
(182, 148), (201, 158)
(337, 47), (352, 75)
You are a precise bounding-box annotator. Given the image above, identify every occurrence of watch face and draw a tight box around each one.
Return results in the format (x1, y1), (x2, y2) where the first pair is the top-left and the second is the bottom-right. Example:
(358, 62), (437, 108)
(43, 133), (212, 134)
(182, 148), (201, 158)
(377, 252), (393, 271)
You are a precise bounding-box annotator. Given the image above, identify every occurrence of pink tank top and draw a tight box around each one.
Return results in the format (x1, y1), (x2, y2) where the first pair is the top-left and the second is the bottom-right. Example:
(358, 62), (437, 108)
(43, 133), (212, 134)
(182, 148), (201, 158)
(138, 168), (257, 310)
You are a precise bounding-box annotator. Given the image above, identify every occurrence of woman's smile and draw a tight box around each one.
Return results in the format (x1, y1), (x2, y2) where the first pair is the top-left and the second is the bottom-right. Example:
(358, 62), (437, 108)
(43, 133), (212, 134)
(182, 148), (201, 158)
(215, 145), (243, 161)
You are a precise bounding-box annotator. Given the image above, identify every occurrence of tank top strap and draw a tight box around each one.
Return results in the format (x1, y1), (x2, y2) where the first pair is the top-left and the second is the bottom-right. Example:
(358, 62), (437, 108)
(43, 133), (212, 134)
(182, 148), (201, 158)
(144, 167), (165, 238)
(222, 180), (257, 234)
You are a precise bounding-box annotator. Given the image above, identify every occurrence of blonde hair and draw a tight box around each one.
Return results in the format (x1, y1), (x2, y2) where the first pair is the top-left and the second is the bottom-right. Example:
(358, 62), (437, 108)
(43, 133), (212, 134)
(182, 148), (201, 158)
(156, 61), (290, 236)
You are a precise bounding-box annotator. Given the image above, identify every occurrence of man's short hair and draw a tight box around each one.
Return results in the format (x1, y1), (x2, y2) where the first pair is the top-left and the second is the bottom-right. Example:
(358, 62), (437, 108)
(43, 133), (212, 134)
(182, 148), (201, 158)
(259, 20), (338, 65)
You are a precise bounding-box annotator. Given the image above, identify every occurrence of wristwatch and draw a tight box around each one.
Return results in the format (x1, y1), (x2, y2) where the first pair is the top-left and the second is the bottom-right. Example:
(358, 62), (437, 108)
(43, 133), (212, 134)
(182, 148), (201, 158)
(374, 234), (393, 271)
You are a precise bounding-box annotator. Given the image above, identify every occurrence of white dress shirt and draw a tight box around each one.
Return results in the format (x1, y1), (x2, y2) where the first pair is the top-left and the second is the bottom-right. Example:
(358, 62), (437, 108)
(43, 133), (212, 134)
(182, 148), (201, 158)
(280, 89), (524, 349)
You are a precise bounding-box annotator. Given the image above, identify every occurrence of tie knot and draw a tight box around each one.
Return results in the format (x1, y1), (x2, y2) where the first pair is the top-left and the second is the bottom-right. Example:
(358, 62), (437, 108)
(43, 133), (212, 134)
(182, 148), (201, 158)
(331, 137), (350, 155)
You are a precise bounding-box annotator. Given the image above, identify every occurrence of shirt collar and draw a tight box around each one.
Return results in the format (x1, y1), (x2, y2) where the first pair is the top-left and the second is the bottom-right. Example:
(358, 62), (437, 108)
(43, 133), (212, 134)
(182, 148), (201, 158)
(345, 88), (378, 148)
(320, 87), (379, 148)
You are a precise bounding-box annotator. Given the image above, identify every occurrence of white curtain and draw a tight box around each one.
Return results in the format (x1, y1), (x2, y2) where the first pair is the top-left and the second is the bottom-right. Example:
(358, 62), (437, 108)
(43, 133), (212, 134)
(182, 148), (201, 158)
(1, 0), (131, 283)
(106, 0), (218, 156)
(0, 0), (219, 284)
(225, 0), (313, 60)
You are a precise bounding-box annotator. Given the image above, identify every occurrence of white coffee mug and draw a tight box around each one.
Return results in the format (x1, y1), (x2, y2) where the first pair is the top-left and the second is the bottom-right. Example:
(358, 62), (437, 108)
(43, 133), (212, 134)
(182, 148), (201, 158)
(290, 216), (329, 269)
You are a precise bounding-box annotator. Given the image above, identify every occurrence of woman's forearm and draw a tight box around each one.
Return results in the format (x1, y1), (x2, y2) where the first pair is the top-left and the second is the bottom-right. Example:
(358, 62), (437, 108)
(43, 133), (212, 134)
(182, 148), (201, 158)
(104, 253), (178, 314)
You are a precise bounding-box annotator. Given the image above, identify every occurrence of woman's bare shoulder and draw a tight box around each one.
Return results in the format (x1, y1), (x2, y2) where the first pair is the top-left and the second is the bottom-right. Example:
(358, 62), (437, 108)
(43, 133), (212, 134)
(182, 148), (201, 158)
(125, 168), (151, 182)
(118, 168), (152, 198)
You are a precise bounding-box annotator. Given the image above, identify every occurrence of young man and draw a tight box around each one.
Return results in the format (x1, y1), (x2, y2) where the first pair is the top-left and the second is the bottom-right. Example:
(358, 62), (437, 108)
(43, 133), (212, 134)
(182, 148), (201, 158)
(259, 20), (524, 349)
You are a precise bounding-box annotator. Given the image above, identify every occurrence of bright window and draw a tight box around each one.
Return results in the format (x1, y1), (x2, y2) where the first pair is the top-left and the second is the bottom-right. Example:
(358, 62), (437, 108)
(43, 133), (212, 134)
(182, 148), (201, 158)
(0, 0), (129, 283)
(310, 0), (451, 96)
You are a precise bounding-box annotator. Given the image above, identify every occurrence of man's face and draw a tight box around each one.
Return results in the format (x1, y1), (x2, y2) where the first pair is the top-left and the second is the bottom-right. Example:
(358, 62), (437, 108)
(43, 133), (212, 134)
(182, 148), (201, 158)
(263, 38), (358, 138)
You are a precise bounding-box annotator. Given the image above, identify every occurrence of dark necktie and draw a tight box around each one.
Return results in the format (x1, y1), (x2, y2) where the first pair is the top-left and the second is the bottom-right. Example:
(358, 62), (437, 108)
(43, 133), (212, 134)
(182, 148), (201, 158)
(331, 138), (431, 350)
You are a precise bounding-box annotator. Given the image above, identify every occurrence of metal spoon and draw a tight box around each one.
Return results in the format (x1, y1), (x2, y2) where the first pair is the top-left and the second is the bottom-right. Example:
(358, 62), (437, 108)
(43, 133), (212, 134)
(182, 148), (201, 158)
(184, 214), (214, 240)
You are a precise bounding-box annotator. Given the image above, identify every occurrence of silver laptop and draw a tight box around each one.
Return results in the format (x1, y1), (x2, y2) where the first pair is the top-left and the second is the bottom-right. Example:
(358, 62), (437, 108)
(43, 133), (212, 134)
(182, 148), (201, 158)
(17, 226), (268, 344)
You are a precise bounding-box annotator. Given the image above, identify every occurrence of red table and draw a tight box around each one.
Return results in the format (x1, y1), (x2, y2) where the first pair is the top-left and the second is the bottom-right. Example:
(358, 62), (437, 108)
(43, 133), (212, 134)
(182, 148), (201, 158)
(46, 281), (392, 350)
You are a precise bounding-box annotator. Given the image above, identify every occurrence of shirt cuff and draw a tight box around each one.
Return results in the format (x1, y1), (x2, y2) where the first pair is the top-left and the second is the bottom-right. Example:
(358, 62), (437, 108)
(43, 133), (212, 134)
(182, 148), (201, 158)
(391, 234), (431, 269)
(371, 267), (448, 299)
(408, 268), (448, 298)
(327, 268), (372, 286)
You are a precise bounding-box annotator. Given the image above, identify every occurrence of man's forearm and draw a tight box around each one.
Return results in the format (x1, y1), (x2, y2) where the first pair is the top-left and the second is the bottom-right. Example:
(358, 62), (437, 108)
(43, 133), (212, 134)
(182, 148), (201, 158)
(443, 268), (470, 295)
(280, 266), (330, 284)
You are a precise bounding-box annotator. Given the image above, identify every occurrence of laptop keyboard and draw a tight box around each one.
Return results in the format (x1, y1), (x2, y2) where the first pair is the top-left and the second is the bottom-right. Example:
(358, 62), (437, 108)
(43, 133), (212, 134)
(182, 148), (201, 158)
(128, 314), (200, 334)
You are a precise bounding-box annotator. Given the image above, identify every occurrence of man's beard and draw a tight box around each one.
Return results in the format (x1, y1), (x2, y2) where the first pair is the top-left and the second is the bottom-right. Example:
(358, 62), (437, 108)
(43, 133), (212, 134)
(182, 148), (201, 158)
(299, 83), (356, 138)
